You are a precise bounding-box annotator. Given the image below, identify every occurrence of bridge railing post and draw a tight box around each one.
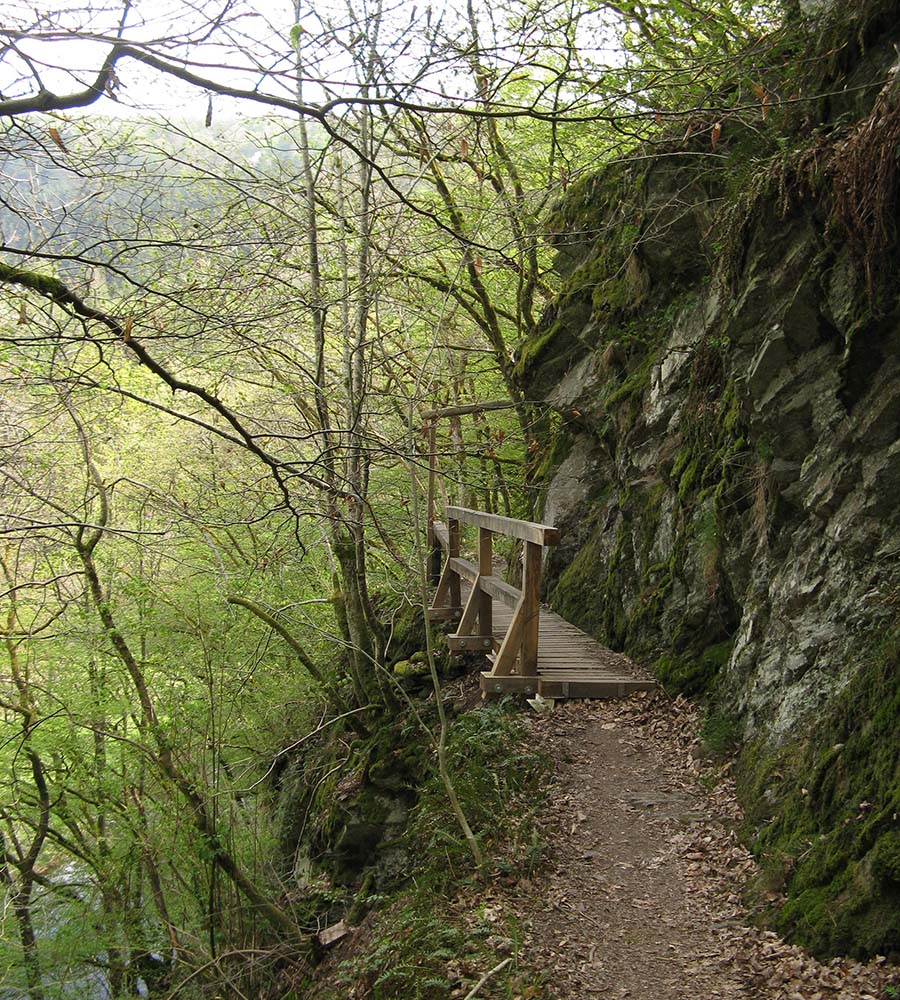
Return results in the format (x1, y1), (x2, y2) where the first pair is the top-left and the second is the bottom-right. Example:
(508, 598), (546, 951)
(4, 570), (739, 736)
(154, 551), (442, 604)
(520, 540), (542, 676)
(477, 525), (493, 640)
(426, 421), (441, 585)
(448, 515), (461, 611)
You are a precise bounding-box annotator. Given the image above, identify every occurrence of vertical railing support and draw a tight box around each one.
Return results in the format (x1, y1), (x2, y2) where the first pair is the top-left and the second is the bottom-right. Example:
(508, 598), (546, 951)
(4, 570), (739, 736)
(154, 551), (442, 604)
(426, 421), (441, 585)
(520, 541), (542, 676)
(477, 526), (493, 640)
(448, 515), (461, 612)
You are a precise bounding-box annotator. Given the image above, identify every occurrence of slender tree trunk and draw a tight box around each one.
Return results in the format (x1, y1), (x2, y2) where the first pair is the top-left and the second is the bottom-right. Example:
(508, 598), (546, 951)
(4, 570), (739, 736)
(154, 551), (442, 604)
(13, 880), (44, 1000)
(64, 411), (310, 951)
(2, 557), (49, 1000)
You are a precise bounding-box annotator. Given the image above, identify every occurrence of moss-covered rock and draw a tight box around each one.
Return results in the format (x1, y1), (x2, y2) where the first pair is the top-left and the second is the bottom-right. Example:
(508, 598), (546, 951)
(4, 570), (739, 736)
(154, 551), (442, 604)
(523, 0), (900, 961)
(738, 628), (900, 958)
(655, 640), (734, 698)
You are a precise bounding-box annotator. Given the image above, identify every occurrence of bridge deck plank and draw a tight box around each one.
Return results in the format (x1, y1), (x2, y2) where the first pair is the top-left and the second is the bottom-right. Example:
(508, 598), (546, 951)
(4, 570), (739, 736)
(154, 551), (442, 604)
(456, 582), (655, 700)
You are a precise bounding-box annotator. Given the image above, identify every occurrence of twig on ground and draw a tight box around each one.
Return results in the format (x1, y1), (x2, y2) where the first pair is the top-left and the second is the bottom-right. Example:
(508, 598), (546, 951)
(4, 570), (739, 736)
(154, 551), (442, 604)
(463, 956), (512, 999)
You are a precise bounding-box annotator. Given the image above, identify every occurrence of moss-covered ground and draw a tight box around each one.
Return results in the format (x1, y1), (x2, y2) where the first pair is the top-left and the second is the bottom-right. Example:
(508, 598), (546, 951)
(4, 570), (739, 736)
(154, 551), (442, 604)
(285, 699), (552, 1000)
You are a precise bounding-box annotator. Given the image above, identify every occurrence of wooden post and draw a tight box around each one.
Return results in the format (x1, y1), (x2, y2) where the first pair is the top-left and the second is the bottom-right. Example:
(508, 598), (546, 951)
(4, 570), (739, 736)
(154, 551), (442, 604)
(427, 422), (441, 584)
(478, 526), (492, 641)
(520, 541), (542, 676)
(448, 516), (461, 611)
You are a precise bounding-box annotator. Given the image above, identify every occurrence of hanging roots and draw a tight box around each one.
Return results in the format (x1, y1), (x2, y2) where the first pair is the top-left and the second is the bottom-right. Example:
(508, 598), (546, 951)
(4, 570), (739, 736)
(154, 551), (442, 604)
(830, 79), (900, 296)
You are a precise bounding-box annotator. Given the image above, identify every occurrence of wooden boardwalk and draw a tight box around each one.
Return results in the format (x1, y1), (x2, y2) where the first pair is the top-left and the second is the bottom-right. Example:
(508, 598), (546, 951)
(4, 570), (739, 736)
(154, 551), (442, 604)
(426, 506), (655, 702)
(473, 586), (656, 700)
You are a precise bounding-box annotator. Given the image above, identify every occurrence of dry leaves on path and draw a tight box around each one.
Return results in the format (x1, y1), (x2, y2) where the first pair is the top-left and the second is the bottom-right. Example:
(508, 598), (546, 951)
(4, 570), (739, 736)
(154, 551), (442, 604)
(492, 693), (898, 1000)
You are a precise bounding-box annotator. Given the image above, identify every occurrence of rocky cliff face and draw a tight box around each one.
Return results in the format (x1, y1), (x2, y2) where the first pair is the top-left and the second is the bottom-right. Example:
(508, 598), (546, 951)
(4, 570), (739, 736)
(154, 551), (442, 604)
(519, 0), (900, 959)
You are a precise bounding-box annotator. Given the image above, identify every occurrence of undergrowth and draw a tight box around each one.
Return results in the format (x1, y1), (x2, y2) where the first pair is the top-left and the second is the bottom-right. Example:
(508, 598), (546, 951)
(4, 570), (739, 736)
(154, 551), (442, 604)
(317, 703), (551, 1000)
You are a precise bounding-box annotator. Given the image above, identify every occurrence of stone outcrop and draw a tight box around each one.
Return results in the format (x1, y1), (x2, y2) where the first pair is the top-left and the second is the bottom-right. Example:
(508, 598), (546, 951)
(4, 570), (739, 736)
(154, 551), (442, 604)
(518, 0), (900, 959)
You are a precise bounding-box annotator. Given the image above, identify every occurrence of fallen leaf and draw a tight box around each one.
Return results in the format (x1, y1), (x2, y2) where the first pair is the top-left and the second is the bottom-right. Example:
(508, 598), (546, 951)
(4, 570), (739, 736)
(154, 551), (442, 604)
(48, 126), (67, 152)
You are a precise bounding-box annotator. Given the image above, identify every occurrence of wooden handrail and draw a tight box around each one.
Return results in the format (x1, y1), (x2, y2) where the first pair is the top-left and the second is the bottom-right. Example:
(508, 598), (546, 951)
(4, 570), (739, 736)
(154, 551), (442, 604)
(427, 505), (559, 685)
(446, 506), (559, 547)
(432, 522), (450, 550)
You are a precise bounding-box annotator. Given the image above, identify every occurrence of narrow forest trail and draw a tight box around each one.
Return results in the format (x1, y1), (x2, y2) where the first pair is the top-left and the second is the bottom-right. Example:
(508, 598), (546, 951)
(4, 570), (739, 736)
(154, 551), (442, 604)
(496, 695), (898, 1000)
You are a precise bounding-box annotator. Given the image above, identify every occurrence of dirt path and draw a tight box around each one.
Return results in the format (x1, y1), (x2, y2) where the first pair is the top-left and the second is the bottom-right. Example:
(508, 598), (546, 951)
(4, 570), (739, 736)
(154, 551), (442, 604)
(500, 694), (897, 1000)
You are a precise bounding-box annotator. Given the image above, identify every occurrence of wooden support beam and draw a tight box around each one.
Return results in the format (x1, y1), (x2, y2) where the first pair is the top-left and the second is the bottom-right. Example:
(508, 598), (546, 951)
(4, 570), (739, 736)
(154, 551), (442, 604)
(456, 578), (483, 636)
(520, 541), (542, 677)
(448, 634), (495, 652)
(426, 607), (463, 621)
(448, 517), (461, 610)
(480, 672), (539, 699)
(489, 597), (526, 676)
(431, 556), (453, 608)
(538, 677), (657, 699)
(478, 526), (493, 641)
(426, 422), (441, 584)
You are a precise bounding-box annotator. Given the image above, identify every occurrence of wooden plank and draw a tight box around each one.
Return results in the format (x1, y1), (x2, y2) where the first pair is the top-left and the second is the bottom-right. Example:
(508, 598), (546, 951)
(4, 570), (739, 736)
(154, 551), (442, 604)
(537, 667), (637, 674)
(432, 522), (450, 550)
(478, 526), (492, 640)
(446, 506), (559, 547)
(479, 574), (520, 609)
(449, 556), (478, 583)
(520, 541), (542, 677)
(317, 920), (351, 948)
(538, 677), (656, 698)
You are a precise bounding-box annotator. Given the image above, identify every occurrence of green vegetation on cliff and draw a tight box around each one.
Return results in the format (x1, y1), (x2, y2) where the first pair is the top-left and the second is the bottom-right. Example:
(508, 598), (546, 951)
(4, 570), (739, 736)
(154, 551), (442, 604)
(740, 625), (900, 957)
(520, 0), (900, 961)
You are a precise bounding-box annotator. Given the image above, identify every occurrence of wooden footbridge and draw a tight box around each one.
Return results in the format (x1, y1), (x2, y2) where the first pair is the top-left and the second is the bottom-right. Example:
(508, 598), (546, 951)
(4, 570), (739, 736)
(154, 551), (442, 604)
(422, 402), (654, 700)
(426, 505), (655, 701)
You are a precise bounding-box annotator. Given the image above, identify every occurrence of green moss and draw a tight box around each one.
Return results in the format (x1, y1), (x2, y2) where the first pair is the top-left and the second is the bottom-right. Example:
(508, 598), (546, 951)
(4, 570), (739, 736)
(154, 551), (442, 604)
(871, 831), (900, 885)
(654, 639), (734, 697)
(701, 710), (743, 757)
(532, 424), (574, 483)
(604, 348), (658, 410)
(738, 625), (900, 958)
(0, 261), (71, 299)
(677, 456), (702, 499)
(512, 291), (588, 381)
(721, 382), (741, 433)
(393, 658), (426, 678)
(548, 520), (608, 638)
(544, 164), (647, 240)
(670, 445), (693, 482)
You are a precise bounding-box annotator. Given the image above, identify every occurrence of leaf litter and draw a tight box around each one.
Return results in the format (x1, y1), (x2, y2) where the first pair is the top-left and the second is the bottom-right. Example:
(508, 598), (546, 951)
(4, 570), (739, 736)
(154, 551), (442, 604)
(489, 692), (899, 1000)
